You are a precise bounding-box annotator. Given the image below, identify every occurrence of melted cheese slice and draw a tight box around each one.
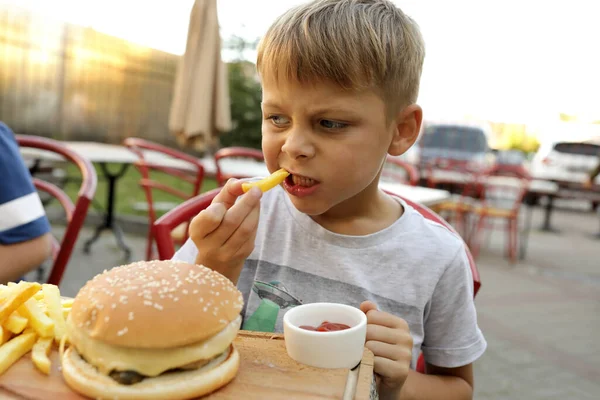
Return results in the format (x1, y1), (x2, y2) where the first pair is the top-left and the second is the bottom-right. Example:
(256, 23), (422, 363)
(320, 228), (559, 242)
(65, 315), (241, 377)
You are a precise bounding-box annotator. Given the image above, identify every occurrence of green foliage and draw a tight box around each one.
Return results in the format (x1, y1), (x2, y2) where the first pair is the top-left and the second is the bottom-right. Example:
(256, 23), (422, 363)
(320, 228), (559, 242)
(219, 61), (263, 149)
(219, 35), (263, 150)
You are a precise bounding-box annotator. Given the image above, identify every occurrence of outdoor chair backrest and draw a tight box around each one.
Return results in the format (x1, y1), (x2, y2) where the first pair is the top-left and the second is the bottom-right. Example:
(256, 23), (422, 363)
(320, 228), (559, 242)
(382, 155), (420, 186)
(123, 137), (205, 260)
(214, 147), (265, 187)
(16, 134), (97, 285)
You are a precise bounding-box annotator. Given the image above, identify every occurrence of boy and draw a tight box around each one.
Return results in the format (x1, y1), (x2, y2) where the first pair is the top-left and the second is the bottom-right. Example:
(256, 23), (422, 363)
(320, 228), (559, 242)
(174, 0), (486, 398)
(0, 122), (52, 283)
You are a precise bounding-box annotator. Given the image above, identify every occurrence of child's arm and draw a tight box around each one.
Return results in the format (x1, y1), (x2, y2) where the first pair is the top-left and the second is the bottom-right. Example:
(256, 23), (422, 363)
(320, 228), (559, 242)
(360, 301), (474, 400)
(188, 179), (262, 284)
(0, 233), (52, 284)
(397, 365), (473, 400)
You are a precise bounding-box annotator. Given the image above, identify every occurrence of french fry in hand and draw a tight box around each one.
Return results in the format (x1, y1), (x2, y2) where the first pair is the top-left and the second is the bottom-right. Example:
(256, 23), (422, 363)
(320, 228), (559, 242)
(0, 281), (41, 323)
(42, 284), (67, 343)
(63, 307), (71, 320)
(241, 169), (290, 193)
(0, 330), (37, 375)
(31, 336), (53, 375)
(3, 312), (28, 334)
(18, 298), (54, 338)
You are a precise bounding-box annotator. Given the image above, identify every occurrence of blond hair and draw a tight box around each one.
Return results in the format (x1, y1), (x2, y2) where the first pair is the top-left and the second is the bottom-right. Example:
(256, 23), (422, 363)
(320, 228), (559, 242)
(257, 0), (425, 113)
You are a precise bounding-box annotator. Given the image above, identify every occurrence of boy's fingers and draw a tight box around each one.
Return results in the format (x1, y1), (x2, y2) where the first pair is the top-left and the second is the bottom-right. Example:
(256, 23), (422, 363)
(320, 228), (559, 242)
(365, 340), (408, 362)
(360, 301), (378, 314)
(207, 187), (262, 245)
(366, 324), (400, 345)
(189, 202), (227, 239)
(212, 179), (246, 209)
(372, 356), (407, 382)
(222, 200), (261, 255)
(231, 234), (259, 261)
(365, 309), (408, 330)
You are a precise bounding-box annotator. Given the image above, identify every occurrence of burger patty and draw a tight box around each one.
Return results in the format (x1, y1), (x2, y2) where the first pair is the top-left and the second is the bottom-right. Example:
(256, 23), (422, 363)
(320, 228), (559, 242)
(109, 370), (145, 385)
(106, 350), (225, 385)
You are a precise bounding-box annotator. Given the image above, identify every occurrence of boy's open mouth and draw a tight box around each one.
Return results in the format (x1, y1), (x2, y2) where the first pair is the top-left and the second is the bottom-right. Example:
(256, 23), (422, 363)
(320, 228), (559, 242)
(286, 174), (318, 187)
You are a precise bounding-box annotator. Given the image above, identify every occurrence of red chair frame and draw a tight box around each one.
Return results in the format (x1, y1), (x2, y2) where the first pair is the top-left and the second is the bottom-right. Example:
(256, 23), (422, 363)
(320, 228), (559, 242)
(153, 188), (221, 260)
(383, 155), (419, 186)
(214, 147), (264, 187)
(123, 137), (205, 261)
(154, 187), (481, 374)
(468, 175), (529, 263)
(16, 134), (97, 285)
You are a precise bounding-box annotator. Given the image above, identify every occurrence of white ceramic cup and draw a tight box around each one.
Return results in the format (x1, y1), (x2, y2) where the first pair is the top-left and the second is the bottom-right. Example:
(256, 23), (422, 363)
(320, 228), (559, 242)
(283, 302), (367, 369)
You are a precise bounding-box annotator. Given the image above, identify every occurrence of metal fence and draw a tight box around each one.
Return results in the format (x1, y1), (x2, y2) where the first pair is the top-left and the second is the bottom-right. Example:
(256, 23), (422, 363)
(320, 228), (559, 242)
(0, 4), (180, 145)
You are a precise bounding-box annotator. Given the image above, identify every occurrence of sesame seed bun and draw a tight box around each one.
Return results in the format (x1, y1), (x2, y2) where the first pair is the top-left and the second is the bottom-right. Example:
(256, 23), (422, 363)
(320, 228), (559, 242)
(61, 344), (240, 400)
(69, 260), (244, 348)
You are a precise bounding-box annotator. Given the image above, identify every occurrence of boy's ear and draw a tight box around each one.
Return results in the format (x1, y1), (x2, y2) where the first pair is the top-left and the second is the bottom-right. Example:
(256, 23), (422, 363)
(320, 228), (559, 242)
(388, 104), (423, 156)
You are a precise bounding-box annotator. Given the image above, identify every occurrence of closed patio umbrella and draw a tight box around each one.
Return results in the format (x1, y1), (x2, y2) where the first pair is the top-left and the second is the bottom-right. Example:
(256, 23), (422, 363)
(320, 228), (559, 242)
(169, 0), (231, 152)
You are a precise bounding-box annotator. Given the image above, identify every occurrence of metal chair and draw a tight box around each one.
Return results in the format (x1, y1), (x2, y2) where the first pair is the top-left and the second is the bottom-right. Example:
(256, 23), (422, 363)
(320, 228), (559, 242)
(214, 147), (264, 187)
(153, 188), (221, 260)
(468, 175), (529, 263)
(424, 159), (483, 240)
(16, 135), (97, 285)
(123, 137), (205, 261)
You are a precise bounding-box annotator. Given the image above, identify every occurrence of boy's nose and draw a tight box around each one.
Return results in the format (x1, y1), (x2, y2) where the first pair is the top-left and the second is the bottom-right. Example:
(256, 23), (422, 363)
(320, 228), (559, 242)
(281, 128), (315, 160)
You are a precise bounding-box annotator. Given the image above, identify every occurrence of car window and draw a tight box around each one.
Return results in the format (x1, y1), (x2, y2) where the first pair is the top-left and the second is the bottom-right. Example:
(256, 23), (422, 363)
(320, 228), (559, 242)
(420, 125), (488, 153)
(554, 142), (600, 157)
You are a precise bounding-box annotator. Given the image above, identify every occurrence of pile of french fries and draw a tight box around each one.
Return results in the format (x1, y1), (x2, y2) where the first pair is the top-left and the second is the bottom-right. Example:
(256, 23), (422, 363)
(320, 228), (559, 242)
(0, 281), (72, 376)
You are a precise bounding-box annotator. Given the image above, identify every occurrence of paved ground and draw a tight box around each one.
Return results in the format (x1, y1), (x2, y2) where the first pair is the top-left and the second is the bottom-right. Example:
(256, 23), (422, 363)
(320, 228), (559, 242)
(472, 204), (600, 400)
(35, 203), (600, 399)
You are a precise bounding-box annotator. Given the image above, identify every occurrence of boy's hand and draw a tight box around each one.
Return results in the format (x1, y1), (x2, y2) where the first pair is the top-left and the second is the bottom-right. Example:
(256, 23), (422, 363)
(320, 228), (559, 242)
(360, 301), (413, 398)
(189, 179), (262, 283)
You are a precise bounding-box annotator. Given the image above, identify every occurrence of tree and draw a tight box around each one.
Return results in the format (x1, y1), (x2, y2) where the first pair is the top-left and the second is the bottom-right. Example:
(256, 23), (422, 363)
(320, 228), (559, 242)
(218, 35), (263, 150)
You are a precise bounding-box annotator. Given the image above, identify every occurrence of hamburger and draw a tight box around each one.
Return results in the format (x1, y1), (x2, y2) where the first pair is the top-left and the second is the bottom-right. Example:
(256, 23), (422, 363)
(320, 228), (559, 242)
(60, 260), (244, 400)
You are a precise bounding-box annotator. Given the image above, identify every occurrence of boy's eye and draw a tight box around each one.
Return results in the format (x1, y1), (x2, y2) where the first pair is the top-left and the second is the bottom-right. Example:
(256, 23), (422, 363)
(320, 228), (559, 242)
(320, 120), (347, 129)
(266, 115), (290, 126)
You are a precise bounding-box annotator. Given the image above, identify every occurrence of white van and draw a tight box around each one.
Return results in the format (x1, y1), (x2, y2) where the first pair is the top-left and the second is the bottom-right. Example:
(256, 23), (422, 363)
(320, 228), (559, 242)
(530, 138), (600, 185)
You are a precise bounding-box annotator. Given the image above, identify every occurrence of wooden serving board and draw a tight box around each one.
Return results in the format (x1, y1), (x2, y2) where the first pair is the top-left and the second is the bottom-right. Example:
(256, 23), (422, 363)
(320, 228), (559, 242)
(0, 331), (374, 400)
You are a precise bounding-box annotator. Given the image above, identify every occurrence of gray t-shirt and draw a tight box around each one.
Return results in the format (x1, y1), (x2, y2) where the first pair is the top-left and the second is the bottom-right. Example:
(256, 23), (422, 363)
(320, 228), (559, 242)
(174, 186), (486, 369)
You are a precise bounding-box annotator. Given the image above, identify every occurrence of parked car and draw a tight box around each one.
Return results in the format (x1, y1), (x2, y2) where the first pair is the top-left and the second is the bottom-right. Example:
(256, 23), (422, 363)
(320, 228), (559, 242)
(485, 149), (532, 180)
(529, 138), (600, 207)
(530, 139), (600, 184)
(416, 120), (496, 178)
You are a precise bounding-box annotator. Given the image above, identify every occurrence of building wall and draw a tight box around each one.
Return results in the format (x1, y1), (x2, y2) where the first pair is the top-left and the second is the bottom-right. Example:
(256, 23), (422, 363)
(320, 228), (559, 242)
(0, 4), (180, 146)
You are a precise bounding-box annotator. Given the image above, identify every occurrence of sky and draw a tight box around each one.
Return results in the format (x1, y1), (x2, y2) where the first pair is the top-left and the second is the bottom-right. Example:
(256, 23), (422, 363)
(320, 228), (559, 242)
(2, 0), (600, 130)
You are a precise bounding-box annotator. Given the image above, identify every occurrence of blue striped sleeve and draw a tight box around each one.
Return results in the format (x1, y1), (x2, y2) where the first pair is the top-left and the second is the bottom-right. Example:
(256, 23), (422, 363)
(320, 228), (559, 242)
(0, 122), (51, 244)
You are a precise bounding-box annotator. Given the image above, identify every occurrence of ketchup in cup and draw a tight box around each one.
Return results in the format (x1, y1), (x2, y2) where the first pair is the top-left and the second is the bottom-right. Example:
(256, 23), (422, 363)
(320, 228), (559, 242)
(299, 321), (351, 332)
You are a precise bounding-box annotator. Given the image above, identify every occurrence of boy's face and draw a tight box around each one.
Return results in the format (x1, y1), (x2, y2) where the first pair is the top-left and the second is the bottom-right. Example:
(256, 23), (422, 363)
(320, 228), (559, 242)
(261, 78), (397, 217)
